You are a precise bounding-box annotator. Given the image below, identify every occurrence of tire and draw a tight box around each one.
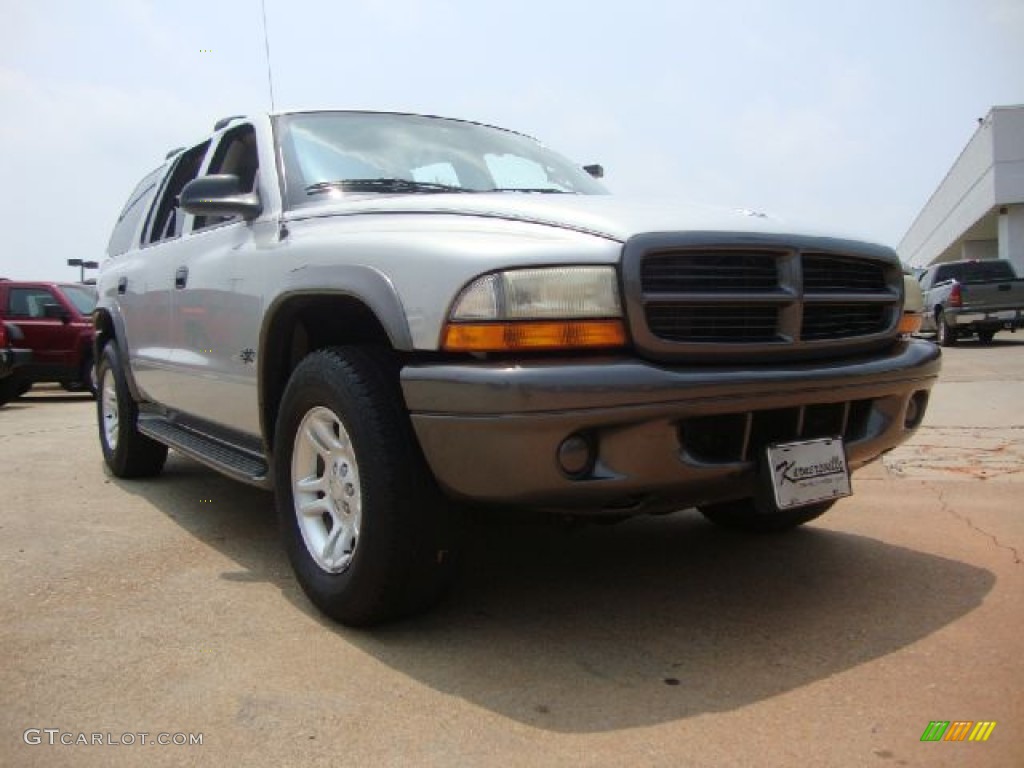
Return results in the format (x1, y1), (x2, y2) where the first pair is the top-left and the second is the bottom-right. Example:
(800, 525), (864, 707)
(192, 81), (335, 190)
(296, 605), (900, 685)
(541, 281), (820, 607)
(698, 498), (835, 534)
(977, 330), (995, 344)
(274, 346), (459, 626)
(936, 310), (957, 347)
(65, 353), (98, 396)
(96, 342), (168, 477)
(0, 376), (20, 407)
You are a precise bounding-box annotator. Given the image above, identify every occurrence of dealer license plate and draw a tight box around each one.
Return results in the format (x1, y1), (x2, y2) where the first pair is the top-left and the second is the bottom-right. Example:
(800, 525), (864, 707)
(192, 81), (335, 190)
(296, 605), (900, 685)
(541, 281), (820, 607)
(766, 437), (851, 510)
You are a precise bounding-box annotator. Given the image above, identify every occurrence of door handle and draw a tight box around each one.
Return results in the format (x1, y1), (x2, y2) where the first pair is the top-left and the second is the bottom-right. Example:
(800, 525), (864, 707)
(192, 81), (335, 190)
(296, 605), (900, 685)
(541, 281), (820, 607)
(117, 277), (127, 295)
(174, 266), (189, 289)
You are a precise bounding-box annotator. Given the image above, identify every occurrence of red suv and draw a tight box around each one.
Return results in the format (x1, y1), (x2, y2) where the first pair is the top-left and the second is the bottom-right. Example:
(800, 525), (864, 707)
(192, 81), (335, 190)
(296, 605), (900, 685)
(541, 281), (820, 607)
(0, 280), (97, 401)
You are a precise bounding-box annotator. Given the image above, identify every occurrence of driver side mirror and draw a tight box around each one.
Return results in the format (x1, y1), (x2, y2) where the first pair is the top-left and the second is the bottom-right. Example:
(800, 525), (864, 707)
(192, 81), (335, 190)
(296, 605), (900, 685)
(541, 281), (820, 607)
(583, 164), (604, 179)
(43, 303), (71, 322)
(180, 174), (262, 221)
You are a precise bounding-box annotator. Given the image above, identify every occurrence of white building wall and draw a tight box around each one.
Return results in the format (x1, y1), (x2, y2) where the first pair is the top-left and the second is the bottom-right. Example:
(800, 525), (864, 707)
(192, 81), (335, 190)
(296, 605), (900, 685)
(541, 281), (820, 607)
(998, 205), (1024, 274)
(899, 105), (1024, 269)
(899, 118), (996, 267)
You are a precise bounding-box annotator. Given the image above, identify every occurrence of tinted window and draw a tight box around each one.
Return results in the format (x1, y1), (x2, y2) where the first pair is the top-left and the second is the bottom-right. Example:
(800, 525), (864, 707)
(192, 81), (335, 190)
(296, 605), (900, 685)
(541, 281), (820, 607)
(934, 261), (1016, 284)
(108, 166), (165, 256)
(61, 285), (98, 314)
(146, 142), (210, 244)
(193, 124), (259, 231)
(7, 288), (59, 318)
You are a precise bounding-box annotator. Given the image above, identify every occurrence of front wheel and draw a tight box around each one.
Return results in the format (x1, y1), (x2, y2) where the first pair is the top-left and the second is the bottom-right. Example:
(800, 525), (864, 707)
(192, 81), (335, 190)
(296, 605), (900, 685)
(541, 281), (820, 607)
(96, 343), (168, 477)
(698, 498), (835, 533)
(274, 347), (458, 626)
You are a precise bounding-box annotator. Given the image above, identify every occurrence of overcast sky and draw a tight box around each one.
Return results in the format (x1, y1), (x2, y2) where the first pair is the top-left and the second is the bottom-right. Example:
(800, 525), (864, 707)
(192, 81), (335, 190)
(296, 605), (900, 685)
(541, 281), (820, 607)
(1, 0), (1022, 281)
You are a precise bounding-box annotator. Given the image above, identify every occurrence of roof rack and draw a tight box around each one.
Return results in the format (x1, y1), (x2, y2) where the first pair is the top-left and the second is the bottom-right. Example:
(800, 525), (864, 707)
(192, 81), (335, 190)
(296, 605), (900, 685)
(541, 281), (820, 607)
(213, 115), (246, 131)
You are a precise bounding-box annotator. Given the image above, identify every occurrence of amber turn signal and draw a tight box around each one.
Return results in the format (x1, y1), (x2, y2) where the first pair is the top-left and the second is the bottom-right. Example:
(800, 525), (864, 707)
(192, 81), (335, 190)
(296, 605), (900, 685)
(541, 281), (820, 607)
(898, 312), (923, 335)
(443, 320), (627, 352)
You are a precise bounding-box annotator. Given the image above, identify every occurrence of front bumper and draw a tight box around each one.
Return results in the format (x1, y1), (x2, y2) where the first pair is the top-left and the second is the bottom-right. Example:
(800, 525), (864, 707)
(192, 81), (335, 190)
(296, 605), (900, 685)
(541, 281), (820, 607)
(401, 340), (940, 512)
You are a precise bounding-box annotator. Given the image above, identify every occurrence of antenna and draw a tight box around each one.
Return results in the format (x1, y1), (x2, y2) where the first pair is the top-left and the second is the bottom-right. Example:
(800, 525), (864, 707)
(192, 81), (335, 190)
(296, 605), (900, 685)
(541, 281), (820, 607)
(260, 0), (276, 111)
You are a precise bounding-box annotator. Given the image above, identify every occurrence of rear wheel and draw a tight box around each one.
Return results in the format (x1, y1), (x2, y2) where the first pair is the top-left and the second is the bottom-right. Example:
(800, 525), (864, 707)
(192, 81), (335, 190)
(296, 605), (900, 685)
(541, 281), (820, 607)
(96, 343), (168, 477)
(274, 347), (459, 626)
(0, 376), (20, 407)
(936, 310), (957, 347)
(698, 498), (835, 533)
(977, 330), (996, 344)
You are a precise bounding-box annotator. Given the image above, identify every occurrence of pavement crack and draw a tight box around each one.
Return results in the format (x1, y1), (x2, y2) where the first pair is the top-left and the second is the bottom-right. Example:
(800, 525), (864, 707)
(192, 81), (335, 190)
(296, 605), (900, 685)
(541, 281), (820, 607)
(936, 488), (1023, 565)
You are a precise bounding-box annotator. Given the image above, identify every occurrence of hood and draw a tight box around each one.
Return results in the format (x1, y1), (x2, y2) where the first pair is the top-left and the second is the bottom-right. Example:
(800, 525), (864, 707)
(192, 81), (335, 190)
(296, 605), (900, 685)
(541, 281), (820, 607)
(285, 193), (882, 247)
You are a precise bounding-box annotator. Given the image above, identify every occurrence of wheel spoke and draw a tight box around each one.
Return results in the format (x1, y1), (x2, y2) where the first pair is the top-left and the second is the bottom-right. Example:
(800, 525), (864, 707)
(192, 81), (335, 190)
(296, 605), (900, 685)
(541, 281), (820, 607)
(297, 495), (332, 518)
(295, 474), (326, 494)
(307, 416), (342, 456)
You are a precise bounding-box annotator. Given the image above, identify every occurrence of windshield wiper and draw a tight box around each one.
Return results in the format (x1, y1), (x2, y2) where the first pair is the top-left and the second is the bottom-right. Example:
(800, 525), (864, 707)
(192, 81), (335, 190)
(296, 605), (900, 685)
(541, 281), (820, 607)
(484, 187), (574, 194)
(306, 178), (472, 195)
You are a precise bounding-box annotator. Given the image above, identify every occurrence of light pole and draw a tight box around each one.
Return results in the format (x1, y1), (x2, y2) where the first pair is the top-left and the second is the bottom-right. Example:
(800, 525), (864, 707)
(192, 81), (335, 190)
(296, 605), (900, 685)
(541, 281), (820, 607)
(67, 259), (99, 283)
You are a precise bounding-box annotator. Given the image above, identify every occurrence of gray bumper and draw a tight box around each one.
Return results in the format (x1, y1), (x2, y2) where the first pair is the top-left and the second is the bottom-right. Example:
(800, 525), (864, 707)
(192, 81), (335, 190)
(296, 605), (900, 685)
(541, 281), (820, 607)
(401, 340), (941, 512)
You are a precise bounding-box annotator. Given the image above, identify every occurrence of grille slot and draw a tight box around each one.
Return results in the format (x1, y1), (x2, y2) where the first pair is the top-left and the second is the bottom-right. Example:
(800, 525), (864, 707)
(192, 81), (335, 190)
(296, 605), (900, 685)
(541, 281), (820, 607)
(803, 253), (887, 293)
(681, 399), (874, 463)
(802, 304), (888, 340)
(641, 251), (778, 293)
(645, 305), (779, 343)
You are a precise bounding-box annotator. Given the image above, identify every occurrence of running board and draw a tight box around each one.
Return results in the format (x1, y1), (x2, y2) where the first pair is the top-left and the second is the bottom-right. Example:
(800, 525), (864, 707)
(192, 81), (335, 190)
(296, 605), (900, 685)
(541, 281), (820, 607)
(138, 417), (271, 488)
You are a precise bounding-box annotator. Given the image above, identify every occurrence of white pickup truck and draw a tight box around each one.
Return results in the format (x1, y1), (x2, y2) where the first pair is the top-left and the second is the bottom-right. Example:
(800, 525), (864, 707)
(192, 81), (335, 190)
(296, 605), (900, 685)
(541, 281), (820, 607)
(94, 110), (940, 625)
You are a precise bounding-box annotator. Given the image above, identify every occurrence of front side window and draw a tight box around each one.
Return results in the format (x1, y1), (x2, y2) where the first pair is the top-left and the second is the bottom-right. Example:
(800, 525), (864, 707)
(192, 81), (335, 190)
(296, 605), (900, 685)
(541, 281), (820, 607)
(275, 112), (606, 207)
(193, 125), (259, 231)
(7, 288), (60, 318)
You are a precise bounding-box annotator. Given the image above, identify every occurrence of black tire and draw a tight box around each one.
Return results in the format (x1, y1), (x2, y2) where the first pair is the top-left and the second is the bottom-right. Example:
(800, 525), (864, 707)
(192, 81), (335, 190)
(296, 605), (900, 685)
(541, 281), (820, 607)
(936, 310), (957, 347)
(0, 376), (20, 407)
(977, 330), (996, 344)
(698, 498), (835, 534)
(96, 342), (168, 477)
(63, 352), (98, 396)
(274, 347), (459, 626)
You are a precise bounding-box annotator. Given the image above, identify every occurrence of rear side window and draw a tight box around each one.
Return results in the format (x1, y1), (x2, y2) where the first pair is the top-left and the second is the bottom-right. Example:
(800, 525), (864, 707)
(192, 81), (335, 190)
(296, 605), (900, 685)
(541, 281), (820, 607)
(107, 166), (165, 256)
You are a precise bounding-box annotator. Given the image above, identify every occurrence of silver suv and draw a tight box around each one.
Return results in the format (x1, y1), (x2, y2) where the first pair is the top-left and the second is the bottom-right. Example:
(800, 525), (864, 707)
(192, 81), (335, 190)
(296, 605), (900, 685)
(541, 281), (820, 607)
(95, 111), (940, 625)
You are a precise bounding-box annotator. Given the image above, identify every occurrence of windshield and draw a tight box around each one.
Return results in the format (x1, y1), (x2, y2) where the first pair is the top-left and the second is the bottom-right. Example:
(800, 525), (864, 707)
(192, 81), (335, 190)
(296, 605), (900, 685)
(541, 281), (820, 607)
(62, 285), (98, 314)
(276, 112), (607, 206)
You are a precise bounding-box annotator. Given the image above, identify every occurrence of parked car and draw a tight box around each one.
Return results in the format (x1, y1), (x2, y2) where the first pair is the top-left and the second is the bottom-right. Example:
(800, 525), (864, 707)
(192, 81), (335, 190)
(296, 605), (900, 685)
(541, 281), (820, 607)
(0, 280), (98, 399)
(0, 318), (32, 406)
(94, 110), (940, 625)
(918, 259), (1024, 345)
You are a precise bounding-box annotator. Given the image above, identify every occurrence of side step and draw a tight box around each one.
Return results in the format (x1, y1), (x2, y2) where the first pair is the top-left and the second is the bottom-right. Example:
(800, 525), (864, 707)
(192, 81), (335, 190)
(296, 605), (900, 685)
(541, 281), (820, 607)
(138, 417), (271, 488)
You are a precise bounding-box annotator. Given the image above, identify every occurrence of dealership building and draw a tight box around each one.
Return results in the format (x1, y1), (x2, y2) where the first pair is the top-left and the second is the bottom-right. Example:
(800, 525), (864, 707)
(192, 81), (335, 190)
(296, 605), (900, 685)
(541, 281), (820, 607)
(898, 104), (1024, 274)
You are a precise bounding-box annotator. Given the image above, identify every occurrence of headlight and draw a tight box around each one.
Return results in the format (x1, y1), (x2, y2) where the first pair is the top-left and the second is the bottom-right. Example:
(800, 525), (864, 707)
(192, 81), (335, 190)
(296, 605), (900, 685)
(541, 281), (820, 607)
(443, 266), (627, 352)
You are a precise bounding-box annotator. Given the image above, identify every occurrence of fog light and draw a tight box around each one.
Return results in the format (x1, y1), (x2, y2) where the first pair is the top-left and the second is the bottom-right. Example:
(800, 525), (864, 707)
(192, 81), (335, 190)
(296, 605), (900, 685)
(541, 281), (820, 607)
(905, 391), (928, 429)
(557, 434), (594, 477)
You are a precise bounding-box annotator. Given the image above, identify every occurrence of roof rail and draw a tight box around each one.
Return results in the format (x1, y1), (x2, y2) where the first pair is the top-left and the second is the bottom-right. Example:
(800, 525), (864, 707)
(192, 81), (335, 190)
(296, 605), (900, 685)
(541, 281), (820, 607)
(213, 115), (246, 131)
